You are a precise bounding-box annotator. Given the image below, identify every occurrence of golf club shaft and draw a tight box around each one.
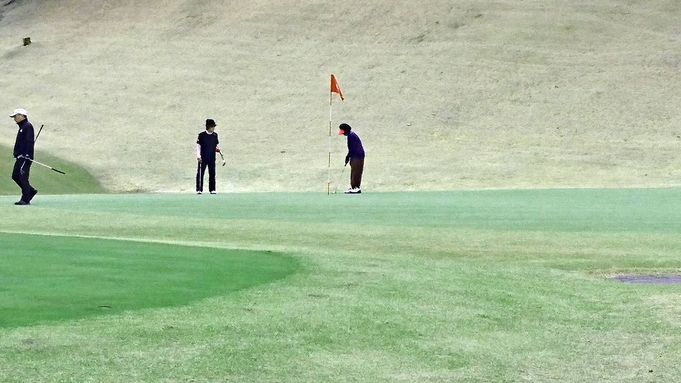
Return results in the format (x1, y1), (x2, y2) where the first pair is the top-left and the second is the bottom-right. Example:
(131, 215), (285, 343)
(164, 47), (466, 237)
(34, 124), (44, 143)
(333, 165), (347, 193)
(29, 159), (65, 174)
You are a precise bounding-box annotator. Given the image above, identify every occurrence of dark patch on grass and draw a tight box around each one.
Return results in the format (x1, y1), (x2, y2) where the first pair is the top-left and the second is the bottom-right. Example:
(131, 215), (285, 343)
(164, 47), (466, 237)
(21, 338), (38, 347)
(611, 275), (681, 284)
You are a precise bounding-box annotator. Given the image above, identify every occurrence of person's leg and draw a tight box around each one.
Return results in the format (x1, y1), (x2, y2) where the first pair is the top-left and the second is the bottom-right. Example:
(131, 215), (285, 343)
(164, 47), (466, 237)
(346, 165), (356, 192)
(28, 185), (38, 202)
(19, 161), (35, 202)
(12, 159), (21, 190)
(208, 160), (216, 192)
(13, 159), (34, 202)
(349, 161), (357, 189)
(350, 158), (364, 190)
(196, 162), (207, 193)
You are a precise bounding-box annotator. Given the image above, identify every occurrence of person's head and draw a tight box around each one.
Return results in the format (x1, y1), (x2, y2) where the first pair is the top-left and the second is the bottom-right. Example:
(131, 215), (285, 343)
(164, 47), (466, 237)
(338, 123), (351, 136)
(9, 108), (27, 123)
(205, 118), (216, 132)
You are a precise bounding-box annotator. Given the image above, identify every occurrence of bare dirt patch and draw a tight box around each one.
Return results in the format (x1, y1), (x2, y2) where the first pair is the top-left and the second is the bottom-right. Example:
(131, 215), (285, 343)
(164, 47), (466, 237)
(611, 275), (681, 284)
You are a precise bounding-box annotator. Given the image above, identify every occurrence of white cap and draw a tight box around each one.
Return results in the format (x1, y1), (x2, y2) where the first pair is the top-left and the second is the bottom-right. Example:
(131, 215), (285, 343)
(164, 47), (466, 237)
(9, 108), (27, 118)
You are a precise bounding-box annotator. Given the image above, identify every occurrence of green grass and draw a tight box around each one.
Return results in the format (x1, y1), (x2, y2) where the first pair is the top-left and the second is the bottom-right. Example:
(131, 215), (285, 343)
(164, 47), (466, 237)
(0, 145), (105, 195)
(0, 233), (300, 328)
(1, 190), (681, 382)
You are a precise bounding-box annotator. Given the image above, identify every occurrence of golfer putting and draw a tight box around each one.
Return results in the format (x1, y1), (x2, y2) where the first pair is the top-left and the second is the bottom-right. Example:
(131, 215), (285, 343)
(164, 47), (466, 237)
(338, 123), (365, 194)
(196, 118), (223, 195)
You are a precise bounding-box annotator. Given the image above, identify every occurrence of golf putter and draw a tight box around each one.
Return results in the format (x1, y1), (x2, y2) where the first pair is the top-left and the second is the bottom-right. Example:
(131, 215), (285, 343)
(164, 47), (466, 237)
(333, 165), (347, 194)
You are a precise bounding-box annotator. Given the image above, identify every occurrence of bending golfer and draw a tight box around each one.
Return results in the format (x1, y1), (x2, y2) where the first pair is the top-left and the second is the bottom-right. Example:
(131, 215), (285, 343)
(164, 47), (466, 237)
(339, 123), (365, 194)
(9, 108), (37, 205)
(196, 118), (221, 194)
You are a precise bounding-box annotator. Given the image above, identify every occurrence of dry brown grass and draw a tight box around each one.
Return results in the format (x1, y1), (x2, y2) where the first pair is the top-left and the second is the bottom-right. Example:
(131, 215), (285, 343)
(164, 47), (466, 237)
(1, 0), (680, 192)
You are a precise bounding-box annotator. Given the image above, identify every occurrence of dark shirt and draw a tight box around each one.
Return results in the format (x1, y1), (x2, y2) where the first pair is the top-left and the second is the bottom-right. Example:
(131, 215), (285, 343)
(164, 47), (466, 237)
(197, 131), (219, 162)
(347, 131), (365, 159)
(13, 119), (35, 159)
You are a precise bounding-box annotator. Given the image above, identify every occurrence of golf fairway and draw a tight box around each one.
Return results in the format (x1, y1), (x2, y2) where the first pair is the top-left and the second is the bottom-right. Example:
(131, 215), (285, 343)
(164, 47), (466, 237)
(1, 190), (681, 382)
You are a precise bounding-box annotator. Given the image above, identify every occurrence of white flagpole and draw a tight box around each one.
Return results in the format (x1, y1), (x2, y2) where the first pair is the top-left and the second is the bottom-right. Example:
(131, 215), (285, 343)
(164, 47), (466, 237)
(328, 80), (333, 195)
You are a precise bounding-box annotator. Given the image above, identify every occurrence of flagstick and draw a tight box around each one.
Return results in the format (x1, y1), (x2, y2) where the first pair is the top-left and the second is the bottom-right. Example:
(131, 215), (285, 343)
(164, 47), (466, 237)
(327, 87), (333, 195)
(328, 74), (344, 195)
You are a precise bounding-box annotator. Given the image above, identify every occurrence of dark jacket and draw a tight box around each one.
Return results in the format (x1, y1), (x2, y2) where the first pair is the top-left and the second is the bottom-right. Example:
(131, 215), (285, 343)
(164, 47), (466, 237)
(347, 131), (365, 159)
(13, 119), (35, 159)
(197, 131), (219, 162)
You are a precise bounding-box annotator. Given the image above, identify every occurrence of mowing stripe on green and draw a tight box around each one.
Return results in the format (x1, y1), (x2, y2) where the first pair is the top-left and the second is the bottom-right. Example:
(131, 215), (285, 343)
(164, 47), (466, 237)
(12, 187), (681, 233)
(0, 232), (300, 328)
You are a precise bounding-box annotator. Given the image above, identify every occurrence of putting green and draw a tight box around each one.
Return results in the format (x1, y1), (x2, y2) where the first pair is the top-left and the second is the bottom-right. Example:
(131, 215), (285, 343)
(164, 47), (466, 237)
(0, 232), (300, 328)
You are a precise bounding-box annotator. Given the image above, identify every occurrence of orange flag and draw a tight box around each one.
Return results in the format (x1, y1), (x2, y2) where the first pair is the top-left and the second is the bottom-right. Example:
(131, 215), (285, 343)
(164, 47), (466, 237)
(330, 74), (344, 101)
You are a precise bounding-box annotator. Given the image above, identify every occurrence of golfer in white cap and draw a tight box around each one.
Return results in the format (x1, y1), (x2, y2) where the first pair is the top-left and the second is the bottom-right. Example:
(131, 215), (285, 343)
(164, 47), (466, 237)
(9, 108), (37, 205)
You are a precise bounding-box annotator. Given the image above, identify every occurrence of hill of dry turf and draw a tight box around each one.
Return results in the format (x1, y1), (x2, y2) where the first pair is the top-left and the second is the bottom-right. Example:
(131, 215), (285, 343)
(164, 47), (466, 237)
(1, 0), (680, 192)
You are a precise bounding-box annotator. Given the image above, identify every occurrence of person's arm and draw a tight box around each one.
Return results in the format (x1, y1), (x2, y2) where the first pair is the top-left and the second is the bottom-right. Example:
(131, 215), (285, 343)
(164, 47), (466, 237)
(25, 125), (35, 159)
(345, 134), (358, 164)
(13, 138), (19, 159)
(196, 135), (202, 162)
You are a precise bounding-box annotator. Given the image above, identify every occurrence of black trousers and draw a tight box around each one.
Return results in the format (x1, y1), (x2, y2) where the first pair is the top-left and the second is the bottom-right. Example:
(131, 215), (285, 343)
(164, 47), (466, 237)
(196, 160), (216, 192)
(12, 158), (35, 202)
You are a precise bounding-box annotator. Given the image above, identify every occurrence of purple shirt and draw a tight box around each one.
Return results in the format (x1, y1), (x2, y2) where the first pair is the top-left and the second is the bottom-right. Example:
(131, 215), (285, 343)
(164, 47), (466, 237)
(347, 131), (365, 159)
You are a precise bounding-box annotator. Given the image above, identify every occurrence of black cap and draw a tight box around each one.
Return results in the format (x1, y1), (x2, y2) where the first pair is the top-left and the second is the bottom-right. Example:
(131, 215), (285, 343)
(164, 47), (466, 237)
(206, 119), (216, 128)
(339, 123), (351, 132)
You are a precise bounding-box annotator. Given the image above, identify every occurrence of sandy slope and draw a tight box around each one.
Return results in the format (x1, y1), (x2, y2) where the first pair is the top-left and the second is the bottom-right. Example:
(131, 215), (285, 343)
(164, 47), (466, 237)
(0, 0), (680, 192)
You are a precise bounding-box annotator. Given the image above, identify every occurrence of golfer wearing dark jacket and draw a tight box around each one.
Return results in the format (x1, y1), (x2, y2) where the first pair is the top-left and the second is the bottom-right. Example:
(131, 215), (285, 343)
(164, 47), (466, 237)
(196, 118), (221, 194)
(339, 123), (365, 194)
(10, 108), (37, 205)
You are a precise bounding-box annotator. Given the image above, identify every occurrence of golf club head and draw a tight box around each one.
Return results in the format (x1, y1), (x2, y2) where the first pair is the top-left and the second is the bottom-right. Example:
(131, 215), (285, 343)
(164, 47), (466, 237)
(222, 161), (226, 166)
